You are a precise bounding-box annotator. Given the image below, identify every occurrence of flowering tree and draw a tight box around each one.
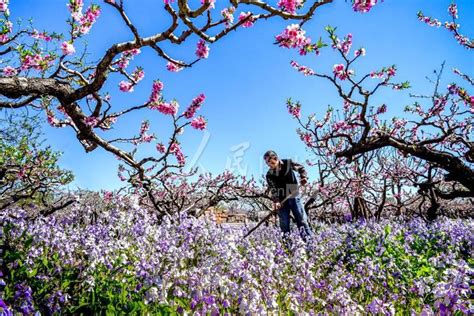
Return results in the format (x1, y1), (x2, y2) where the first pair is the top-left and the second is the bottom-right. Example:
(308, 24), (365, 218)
(0, 0), (345, 216)
(0, 113), (74, 213)
(282, 23), (473, 219)
(300, 148), (420, 222)
(417, 2), (473, 50)
(121, 169), (271, 220)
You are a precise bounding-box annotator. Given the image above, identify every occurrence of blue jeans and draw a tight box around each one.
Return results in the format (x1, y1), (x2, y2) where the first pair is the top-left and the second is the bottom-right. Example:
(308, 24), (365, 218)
(278, 197), (313, 241)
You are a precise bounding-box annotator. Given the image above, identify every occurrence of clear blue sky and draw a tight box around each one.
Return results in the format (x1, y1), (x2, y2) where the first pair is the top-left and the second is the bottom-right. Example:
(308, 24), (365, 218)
(10, 0), (474, 190)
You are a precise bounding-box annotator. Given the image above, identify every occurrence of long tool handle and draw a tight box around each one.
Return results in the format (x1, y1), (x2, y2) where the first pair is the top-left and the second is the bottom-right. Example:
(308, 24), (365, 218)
(242, 191), (299, 239)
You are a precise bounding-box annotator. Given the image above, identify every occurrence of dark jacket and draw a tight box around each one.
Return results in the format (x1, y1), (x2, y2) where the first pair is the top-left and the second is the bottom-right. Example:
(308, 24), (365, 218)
(266, 159), (308, 202)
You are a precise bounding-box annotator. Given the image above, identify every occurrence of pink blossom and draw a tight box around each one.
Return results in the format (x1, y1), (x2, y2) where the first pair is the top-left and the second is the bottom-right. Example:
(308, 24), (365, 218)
(287, 101), (301, 118)
(31, 29), (52, 41)
(139, 120), (149, 135)
(333, 64), (353, 80)
(290, 61), (315, 76)
(343, 100), (351, 112)
(170, 142), (185, 165)
(153, 101), (179, 116)
(376, 104), (387, 114)
(332, 120), (351, 131)
(83, 116), (99, 127)
(239, 12), (255, 28)
(166, 61), (184, 72)
(448, 3), (458, 19)
(149, 80), (164, 103)
(46, 112), (61, 127)
(131, 67), (145, 82)
(20, 54), (55, 71)
(417, 12), (442, 27)
(67, 0), (84, 21)
(386, 66), (396, 77)
(196, 39), (210, 59)
(0, 34), (9, 43)
(333, 33), (352, 55)
(2, 66), (16, 77)
(300, 132), (313, 146)
(78, 4), (101, 35)
(354, 48), (366, 57)
(221, 7), (235, 26)
(190, 116), (207, 130)
(184, 93), (206, 118)
(119, 81), (134, 92)
(392, 118), (407, 130)
(0, 0), (9, 14)
(200, 0), (215, 9)
(61, 41), (76, 55)
(276, 24), (311, 53)
(116, 50), (140, 70)
(277, 0), (303, 14)
(156, 143), (166, 153)
(352, 0), (379, 13)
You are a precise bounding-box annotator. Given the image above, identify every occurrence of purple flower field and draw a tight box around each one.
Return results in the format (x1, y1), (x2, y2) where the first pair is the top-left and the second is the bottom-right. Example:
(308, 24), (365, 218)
(1, 197), (472, 315)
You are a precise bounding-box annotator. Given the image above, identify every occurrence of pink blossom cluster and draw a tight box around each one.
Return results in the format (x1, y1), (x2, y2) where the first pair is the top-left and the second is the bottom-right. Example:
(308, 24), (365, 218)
(149, 80), (164, 104)
(156, 143), (166, 154)
(352, 0), (379, 13)
(0, 0), (10, 15)
(195, 39), (210, 59)
(116, 49), (141, 69)
(200, 0), (215, 9)
(277, 0), (303, 14)
(417, 11), (442, 27)
(79, 5), (101, 34)
(83, 115), (99, 127)
(184, 94), (206, 119)
(68, 0), (101, 36)
(0, 19), (12, 43)
(61, 41), (76, 55)
(98, 116), (117, 130)
(448, 3), (458, 19)
(221, 7), (235, 26)
(118, 67), (144, 92)
(370, 65), (396, 80)
(136, 120), (155, 144)
(375, 104), (387, 115)
(2, 66), (16, 76)
(290, 61), (315, 76)
(333, 64), (354, 80)
(67, 0), (84, 21)
(31, 29), (53, 42)
(119, 81), (134, 92)
(166, 61), (184, 72)
(238, 12), (255, 28)
(190, 116), (207, 130)
(131, 67), (145, 82)
(299, 132), (313, 147)
(46, 111), (62, 127)
(0, 33), (8, 43)
(333, 33), (352, 56)
(276, 24), (311, 55)
(448, 84), (474, 107)
(287, 100), (301, 118)
(170, 142), (185, 165)
(354, 48), (366, 57)
(332, 120), (352, 132)
(153, 100), (179, 116)
(20, 54), (55, 71)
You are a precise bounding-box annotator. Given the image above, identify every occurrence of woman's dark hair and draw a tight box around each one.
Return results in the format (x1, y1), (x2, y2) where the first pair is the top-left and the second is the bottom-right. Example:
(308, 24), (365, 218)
(263, 150), (278, 160)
